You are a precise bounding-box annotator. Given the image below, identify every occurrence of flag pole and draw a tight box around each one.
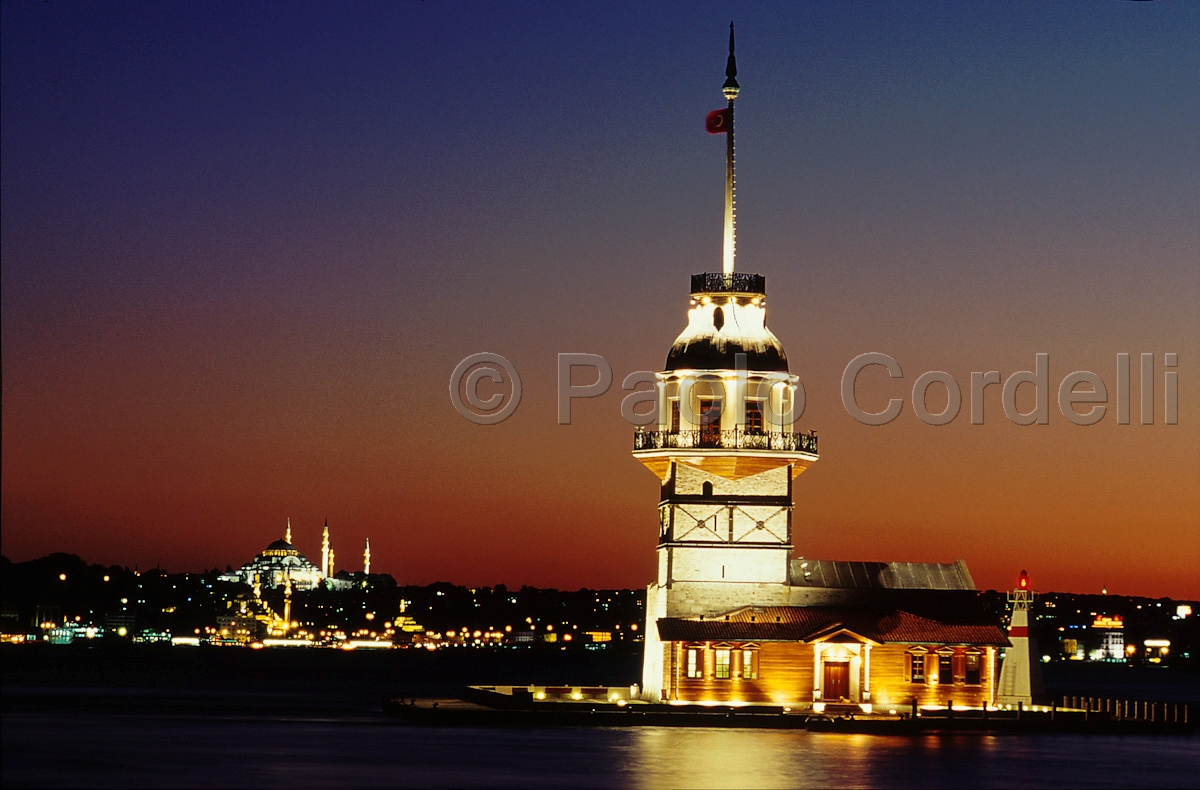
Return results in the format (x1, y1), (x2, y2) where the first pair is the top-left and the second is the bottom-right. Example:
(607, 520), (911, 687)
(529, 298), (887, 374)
(722, 22), (739, 276)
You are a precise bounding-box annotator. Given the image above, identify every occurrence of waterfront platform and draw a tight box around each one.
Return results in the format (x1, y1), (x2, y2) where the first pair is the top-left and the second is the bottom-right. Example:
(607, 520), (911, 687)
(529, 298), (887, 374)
(382, 686), (1193, 734)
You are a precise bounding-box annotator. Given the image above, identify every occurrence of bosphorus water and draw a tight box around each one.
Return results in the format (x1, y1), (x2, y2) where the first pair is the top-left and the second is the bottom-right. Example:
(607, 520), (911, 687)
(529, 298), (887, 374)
(4, 709), (1197, 788)
(4, 648), (1197, 788)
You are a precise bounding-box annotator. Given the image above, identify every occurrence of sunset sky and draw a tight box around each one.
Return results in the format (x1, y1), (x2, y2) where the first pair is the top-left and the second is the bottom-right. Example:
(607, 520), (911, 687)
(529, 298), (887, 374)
(3, 2), (1197, 597)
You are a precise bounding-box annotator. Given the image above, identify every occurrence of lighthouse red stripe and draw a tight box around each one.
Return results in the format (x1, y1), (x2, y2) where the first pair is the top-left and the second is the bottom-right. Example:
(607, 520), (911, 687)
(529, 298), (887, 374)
(1008, 626), (1028, 637)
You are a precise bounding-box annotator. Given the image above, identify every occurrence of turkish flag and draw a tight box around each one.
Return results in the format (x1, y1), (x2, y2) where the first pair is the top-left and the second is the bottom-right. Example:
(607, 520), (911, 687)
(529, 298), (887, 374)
(705, 108), (731, 134)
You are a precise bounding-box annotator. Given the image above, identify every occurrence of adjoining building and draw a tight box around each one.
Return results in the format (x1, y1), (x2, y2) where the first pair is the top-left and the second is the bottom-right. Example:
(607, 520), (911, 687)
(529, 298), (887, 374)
(634, 28), (1007, 711)
(651, 563), (1008, 709)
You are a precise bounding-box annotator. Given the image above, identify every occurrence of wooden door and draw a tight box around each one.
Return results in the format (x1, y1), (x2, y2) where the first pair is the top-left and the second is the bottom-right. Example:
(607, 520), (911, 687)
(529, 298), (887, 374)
(823, 661), (849, 700)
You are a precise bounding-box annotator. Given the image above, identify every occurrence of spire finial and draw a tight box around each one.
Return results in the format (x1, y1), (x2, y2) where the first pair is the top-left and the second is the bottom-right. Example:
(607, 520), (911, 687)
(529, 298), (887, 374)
(285, 517), (291, 544)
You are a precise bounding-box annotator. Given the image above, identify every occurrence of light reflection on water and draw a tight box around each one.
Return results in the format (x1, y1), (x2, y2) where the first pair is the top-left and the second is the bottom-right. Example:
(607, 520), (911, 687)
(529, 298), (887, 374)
(629, 729), (1008, 789)
(3, 712), (1196, 789)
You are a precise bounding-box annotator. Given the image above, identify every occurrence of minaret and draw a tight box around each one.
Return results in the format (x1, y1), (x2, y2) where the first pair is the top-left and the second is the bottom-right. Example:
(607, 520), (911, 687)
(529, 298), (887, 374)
(284, 517), (292, 545)
(634, 29), (819, 701)
(996, 570), (1045, 707)
(321, 519), (331, 578)
(282, 571), (293, 633)
(363, 538), (371, 576)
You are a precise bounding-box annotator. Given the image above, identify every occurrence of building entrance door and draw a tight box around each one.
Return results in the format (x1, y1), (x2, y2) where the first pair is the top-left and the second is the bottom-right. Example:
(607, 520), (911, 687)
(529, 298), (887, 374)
(823, 661), (850, 700)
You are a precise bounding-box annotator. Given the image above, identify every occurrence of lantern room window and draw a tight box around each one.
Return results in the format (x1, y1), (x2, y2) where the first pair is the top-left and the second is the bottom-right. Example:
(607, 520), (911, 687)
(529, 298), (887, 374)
(745, 400), (764, 434)
(698, 398), (722, 446)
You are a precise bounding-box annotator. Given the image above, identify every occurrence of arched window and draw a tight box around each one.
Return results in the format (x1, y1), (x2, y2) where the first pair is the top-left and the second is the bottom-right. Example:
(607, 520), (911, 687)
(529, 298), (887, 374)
(702, 481), (714, 497)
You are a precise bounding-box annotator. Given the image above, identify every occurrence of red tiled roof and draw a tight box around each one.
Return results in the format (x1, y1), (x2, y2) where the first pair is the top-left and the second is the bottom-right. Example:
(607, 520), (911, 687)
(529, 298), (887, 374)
(656, 606), (1008, 647)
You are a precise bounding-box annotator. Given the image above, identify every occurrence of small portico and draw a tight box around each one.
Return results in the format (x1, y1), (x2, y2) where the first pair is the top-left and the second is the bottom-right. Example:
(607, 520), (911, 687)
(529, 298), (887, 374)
(810, 628), (879, 705)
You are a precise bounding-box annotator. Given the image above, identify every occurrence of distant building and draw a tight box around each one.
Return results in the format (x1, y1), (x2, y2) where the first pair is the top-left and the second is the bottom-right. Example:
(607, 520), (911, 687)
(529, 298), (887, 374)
(1090, 615), (1125, 662)
(219, 518), (352, 591)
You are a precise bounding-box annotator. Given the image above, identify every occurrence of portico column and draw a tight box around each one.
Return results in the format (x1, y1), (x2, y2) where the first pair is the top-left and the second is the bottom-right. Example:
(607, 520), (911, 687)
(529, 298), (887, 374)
(812, 645), (822, 701)
(987, 647), (995, 708)
(863, 644), (872, 701)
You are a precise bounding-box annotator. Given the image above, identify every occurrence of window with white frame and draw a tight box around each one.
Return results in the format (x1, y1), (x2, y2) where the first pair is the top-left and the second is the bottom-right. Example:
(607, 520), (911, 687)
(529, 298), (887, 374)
(714, 648), (731, 679)
(908, 651), (926, 683)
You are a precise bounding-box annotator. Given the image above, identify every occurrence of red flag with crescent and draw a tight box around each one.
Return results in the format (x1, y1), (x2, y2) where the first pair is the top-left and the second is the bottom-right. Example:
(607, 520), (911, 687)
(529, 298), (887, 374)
(706, 108), (731, 134)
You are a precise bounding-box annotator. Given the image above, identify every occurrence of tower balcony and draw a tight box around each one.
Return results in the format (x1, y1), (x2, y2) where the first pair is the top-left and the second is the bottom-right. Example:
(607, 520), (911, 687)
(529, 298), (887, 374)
(633, 427), (818, 481)
(633, 428), (816, 454)
(690, 272), (766, 296)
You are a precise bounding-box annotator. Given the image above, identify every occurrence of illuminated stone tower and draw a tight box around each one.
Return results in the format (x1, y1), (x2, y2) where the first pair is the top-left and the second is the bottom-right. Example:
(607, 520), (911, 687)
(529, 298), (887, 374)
(634, 27), (819, 699)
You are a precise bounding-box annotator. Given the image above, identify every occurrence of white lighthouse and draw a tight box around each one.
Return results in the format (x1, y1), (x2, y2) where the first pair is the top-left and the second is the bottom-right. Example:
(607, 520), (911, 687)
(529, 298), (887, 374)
(634, 25), (819, 700)
(996, 569), (1044, 706)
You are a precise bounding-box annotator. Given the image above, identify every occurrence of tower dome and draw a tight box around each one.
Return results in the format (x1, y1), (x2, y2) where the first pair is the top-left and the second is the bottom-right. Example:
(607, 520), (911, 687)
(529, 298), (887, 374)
(665, 273), (788, 373)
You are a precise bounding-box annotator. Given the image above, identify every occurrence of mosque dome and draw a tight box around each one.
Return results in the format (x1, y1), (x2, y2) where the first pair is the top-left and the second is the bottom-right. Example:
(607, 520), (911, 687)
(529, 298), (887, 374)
(262, 539), (300, 558)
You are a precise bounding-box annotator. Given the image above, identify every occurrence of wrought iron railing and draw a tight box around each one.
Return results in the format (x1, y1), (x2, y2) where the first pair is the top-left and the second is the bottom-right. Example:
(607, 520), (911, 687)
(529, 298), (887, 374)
(633, 428), (817, 454)
(690, 272), (766, 295)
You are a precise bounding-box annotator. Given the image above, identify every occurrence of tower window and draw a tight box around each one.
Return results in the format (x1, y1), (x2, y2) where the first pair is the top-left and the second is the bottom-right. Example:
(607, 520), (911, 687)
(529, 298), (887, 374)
(714, 649), (731, 679)
(745, 401), (764, 434)
(670, 401), (681, 433)
(698, 399), (721, 446)
(701, 481), (714, 498)
(699, 398), (721, 424)
(713, 306), (725, 331)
